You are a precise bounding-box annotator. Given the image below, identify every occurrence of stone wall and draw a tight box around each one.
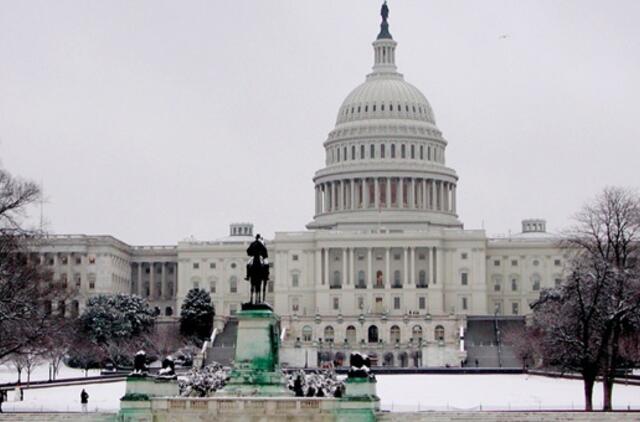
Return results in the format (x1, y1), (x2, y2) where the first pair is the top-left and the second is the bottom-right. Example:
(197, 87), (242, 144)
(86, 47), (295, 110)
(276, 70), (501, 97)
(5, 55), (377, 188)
(379, 411), (640, 422)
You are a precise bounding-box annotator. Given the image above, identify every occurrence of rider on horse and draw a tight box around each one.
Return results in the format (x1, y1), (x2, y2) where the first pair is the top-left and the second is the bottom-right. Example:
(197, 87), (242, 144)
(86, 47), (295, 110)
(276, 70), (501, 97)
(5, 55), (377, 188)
(245, 234), (270, 303)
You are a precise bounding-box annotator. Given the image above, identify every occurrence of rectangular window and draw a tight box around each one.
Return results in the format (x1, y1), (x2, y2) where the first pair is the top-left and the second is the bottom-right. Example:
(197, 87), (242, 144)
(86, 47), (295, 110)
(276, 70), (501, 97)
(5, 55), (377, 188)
(292, 254), (299, 261)
(393, 296), (400, 310)
(461, 272), (468, 286)
(418, 254), (426, 260)
(410, 145), (415, 159)
(292, 298), (299, 313)
(357, 296), (365, 310)
(554, 259), (562, 266)
(418, 297), (426, 310)
(370, 144), (375, 158)
(209, 262), (216, 269)
(381, 144), (386, 158)
(292, 273), (299, 287)
(193, 262), (199, 269)
(461, 253), (468, 260)
(88, 274), (96, 289)
(360, 145), (365, 159)
(494, 260), (500, 266)
(393, 253), (401, 260)
(494, 282), (501, 292)
(462, 297), (468, 311)
(511, 278), (518, 291)
(494, 301), (502, 315)
(511, 260), (518, 266)
(420, 145), (424, 159)
(512, 302), (519, 315)
(75, 257), (82, 265)
(333, 297), (340, 311)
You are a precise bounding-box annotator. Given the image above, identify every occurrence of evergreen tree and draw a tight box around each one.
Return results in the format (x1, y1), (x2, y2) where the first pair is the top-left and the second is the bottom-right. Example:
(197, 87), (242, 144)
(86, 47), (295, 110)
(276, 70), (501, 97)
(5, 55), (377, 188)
(180, 288), (215, 340)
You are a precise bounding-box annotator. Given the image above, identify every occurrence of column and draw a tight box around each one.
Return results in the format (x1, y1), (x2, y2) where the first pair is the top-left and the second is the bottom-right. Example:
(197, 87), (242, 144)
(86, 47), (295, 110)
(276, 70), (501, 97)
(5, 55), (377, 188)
(409, 177), (416, 208)
(332, 182), (338, 211)
(385, 248), (390, 288)
(444, 183), (449, 212)
(386, 178), (391, 209)
(342, 248), (347, 286)
(398, 178), (404, 208)
(453, 185), (457, 214)
(149, 262), (155, 299)
(403, 247), (408, 286)
(315, 249), (322, 286)
(137, 263), (143, 296)
(160, 262), (166, 299)
(363, 178), (369, 208)
(374, 178), (380, 208)
(367, 248), (373, 287)
(340, 180), (345, 211)
(323, 248), (329, 286)
(432, 247), (437, 285)
(431, 180), (436, 210)
(422, 179), (427, 209)
(350, 247), (355, 286)
(350, 179), (356, 210)
(410, 247), (416, 286)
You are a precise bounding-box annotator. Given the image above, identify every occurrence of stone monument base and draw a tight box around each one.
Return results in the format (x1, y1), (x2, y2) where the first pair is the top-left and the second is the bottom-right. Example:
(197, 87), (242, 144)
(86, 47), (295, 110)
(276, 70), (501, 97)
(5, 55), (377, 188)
(218, 307), (291, 397)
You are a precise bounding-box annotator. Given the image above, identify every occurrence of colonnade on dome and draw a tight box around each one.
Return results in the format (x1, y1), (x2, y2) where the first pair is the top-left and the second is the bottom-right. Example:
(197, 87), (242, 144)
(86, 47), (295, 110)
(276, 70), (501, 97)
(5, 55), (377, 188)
(314, 176), (457, 216)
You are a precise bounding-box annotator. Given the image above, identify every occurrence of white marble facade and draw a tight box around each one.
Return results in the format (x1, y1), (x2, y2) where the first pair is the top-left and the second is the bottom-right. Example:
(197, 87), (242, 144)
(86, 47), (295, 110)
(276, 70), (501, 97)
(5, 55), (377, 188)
(29, 7), (566, 367)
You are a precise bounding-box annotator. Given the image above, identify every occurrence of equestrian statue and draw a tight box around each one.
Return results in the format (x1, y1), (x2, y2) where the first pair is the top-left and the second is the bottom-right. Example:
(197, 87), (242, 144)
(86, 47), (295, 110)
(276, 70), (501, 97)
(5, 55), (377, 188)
(245, 233), (270, 305)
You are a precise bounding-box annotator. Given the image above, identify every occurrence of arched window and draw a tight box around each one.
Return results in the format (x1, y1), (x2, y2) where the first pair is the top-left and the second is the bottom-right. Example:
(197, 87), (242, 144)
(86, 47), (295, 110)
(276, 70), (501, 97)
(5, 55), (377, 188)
(411, 144), (415, 159)
(370, 144), (375, 159)
(401, 144), (406, 158)
(390, 325), (401, 344)
(302, 325), (313, 342)
(351, 145), (355, 160)
(435, 325), (445, 341)
(165, 306), (173, 316)
(324, 326), (335, 343)
(368, 325), (379, 343)
(418, 270), (427, 288)
(331, 271), (342, 289)
(70, 300), (79, 318)
(392, 270), (402, 288)
(412, 325), (423, 343)
(383, 352), (394, 366)
(346, 325), (357, 344)
(391, 144), (396, 158)
(360, 145), (365, 159)
(230, 276), (238, 293)
(357, 270), (366, 289)
(532, 274), (541, 291)
(420, 145), (424, 159)
(375, 270), (384, 288)
(511, 276), (519, 291)
(381, 144), (386, 158)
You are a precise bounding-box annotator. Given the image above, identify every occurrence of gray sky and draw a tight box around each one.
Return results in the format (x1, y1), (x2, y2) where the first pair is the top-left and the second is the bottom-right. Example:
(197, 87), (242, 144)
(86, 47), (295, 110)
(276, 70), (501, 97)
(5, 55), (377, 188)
(1, 0), (639, 245)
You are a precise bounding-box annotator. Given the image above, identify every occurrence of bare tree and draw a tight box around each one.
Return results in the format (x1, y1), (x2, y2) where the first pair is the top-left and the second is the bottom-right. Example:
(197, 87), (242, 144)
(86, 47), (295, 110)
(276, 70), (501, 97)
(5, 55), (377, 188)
(502, 325), (540, 370)
(532, 187), (640, 411)
(0, 168), (75, 361)
(146, 323), (189, 361)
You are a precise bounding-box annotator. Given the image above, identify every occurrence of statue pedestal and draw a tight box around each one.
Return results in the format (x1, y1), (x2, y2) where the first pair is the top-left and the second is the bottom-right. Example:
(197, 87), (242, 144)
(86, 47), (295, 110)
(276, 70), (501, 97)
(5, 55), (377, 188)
(218, 307), (291, 396)
(334, 377), (380, 422)
(118, 375), (179, 422)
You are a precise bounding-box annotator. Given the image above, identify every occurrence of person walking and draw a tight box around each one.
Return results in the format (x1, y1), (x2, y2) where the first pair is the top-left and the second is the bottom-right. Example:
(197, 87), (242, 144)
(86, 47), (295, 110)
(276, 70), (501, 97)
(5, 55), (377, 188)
(80, 389), (89, 412)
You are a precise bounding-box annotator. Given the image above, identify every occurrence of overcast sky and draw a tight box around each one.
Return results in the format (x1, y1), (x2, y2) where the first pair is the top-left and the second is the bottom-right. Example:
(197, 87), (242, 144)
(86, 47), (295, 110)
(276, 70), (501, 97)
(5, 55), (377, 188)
(1, 0), (638, 245)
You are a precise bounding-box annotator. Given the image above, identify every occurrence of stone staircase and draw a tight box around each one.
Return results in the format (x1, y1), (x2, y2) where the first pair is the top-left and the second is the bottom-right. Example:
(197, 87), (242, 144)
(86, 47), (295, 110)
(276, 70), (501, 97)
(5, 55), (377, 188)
(465, 317), (524, 368)
(205, 318), (238, 367)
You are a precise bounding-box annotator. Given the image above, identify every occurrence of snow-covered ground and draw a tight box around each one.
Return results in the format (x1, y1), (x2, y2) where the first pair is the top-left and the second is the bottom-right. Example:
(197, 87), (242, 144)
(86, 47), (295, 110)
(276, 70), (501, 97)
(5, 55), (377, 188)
(2, 373), (640, 413)
(2, 381), (126, 413)
(377, 374), (640, 411)
(0, 362), (101, 384)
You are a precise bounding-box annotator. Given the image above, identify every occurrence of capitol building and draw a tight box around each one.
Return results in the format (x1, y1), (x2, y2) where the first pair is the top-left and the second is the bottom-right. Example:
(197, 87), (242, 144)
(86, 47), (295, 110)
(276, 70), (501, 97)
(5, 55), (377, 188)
(33, 5), (565, 368)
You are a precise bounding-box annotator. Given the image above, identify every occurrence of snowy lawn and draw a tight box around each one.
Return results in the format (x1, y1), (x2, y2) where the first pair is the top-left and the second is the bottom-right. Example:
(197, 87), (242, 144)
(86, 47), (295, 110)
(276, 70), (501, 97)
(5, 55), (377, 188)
(2, 380), (126, 413)
(2, 374), (640, 412)
(0, 362), (101, 384)
(377, 374), (640, 411)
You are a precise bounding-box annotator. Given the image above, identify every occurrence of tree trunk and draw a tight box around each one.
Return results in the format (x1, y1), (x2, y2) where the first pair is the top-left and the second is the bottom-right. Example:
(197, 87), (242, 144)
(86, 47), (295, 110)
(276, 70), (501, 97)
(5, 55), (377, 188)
(583, 374), (595, 411)
(603, 376), (614, 411)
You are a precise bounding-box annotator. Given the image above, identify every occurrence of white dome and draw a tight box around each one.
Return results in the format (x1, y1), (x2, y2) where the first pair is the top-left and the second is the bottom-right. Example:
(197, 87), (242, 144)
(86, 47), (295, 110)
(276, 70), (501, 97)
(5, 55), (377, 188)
(336, 74), (436, 125)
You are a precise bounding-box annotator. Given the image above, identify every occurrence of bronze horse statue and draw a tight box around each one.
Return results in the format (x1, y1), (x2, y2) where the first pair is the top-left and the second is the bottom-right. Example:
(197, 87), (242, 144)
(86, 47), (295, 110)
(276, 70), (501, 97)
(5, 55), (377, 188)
(246, 234), (269, 304)
(248, 256), (269, 304)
